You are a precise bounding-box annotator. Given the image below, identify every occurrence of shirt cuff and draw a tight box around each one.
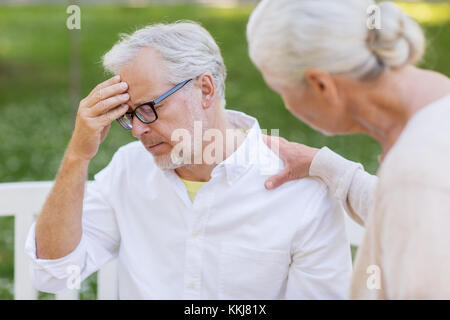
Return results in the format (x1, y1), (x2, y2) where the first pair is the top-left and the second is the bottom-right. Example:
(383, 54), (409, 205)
(25, 221), (88, 280)
(309, 147), (363, 202)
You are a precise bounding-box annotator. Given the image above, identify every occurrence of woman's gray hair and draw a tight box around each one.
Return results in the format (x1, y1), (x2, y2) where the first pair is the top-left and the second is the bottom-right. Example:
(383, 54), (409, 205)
(102, 21), (227, 106)
(247, 0), (425, 84)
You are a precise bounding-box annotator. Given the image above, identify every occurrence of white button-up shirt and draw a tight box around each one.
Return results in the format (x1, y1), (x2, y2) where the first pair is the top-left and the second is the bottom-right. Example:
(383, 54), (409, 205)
(25, 110), (352, 299)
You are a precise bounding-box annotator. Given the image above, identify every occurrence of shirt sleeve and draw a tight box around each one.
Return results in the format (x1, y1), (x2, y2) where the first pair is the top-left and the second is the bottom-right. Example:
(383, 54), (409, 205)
(309, 146), (378, 226)
(284, 184), (353, 299)
(25, 156), (122, 294)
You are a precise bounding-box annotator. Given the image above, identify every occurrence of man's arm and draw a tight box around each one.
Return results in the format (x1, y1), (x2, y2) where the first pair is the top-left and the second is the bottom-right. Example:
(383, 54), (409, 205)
(26, 167), (122, 293)
(284, 185), (353, 299)
(35, 153), (88, 259)
(35, 75), (129, 259)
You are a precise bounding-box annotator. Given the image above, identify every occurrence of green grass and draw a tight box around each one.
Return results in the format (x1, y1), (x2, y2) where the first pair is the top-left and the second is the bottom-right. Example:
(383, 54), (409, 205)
(0, 3), (449, 299)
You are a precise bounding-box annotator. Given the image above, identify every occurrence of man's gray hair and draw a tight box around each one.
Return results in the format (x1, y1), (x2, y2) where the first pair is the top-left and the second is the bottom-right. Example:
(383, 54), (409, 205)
(102, 21), (227, 106)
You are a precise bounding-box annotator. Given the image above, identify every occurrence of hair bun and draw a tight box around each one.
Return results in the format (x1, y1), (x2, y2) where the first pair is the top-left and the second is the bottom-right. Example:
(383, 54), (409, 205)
(367, 2), (425, 68)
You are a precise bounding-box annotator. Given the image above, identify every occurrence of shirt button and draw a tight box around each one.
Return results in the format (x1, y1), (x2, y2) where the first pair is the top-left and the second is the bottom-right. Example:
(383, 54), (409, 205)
(188, 282), (195, 289)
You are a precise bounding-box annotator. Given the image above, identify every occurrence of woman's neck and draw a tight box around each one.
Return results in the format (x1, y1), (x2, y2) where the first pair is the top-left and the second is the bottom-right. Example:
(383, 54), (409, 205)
(349, 66), (450, 161)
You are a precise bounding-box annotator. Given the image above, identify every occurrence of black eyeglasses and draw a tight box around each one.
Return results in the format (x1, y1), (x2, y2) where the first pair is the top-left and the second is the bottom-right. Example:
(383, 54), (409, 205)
(116, 78), (192, 131)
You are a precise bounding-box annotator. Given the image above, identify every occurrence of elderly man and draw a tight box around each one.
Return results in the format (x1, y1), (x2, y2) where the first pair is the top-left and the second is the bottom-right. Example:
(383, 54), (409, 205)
(25, 21), (352, 299)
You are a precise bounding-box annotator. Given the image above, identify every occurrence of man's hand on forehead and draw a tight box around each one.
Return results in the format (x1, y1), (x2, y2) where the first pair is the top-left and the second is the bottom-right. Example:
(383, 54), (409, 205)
(67, 75), (130, 161)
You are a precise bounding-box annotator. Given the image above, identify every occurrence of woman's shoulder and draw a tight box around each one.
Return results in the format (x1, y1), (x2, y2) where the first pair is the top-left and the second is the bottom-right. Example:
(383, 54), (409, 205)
(378, 94), (450, 190)
(400, 93), (450, 146)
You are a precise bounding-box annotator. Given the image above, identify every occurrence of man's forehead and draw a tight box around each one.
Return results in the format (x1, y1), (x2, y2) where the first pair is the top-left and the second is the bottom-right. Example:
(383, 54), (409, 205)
(119, 47), (168, 106)
(120, 47), (166, 83)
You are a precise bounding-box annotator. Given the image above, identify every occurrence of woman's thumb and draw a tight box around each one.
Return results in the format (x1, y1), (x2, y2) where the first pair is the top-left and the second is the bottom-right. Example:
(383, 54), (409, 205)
(264, 169), (290, 190)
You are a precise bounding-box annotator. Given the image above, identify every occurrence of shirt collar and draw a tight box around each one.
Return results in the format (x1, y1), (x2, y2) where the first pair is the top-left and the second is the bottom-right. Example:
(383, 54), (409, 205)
(210, 110), (263, 186)
(163, 110), (278, 187)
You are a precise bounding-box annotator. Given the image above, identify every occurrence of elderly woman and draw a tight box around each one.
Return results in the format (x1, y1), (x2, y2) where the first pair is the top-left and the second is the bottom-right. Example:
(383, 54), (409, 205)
(247, 0), (450, 299)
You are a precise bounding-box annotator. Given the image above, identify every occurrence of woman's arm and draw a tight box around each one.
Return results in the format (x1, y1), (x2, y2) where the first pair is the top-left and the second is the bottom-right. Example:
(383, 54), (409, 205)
(263, 135), (377, 226)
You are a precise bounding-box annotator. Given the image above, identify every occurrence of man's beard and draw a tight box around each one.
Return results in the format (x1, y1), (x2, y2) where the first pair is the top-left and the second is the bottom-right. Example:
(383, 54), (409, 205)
(153, 147), (199, 170)
(141, 139), (187, 170)
(153, 145), (204, 170)
(152, 153), (184, 170)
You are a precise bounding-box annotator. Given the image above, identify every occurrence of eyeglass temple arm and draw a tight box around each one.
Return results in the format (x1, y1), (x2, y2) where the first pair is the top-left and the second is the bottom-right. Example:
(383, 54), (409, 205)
(153, 79), (192, 105)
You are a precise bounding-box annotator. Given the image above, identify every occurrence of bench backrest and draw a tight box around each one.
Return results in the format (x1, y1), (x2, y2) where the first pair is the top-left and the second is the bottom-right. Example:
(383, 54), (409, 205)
(0, 180), (364, 299)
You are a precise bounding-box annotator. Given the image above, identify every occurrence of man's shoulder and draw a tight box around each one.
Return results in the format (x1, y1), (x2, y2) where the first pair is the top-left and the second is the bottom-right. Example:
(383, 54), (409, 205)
(252, 139), (329, 196)
(249, 158), (330, 213)
(273, 175), (328, 197)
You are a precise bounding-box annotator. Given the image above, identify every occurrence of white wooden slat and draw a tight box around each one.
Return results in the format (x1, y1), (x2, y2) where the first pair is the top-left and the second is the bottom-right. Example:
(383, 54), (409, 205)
(56, 289), (79, 300)
(1, 181), (55, 300)
(0, 181), (119, 300)
(97, 259), (119, 300)
(14, 212), (38, 300)
(0, 181), (54, 216)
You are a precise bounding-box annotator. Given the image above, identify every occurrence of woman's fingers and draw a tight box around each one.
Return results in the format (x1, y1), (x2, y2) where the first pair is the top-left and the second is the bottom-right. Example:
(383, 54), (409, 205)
(262, 134), (319, 190)
(264, 168), (292, 190)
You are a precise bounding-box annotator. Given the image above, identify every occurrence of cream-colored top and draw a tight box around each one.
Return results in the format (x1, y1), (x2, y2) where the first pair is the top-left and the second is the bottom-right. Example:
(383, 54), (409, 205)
(350, 93), (450, 299)
(310, 93), (450, 299)
(310, 147), (378, 227)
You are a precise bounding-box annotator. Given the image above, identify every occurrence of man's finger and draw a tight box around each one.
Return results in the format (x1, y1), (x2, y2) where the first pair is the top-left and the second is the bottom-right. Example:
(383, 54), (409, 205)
(99, 103), (129, 125)
(95, 75), (121, 91)
(82, 75), (122, 106)
(89, 85), (129, 116)
(85, 81), (128, 110)
(88, 93), (129, 118)
(264, 168), (291, 190)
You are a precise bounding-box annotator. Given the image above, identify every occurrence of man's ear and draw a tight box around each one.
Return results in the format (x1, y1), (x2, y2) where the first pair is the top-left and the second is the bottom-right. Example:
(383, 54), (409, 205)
(197, 73), (216, 110)
(304, 68), (341, 107)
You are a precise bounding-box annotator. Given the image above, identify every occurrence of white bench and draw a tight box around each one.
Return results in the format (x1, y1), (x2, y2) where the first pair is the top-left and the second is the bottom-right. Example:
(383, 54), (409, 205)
(0, 181), (118, 300)
(0, 180), (365, 300)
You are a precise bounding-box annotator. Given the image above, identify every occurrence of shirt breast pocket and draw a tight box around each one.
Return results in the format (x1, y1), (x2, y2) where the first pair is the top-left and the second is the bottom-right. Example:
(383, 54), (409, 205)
(218, 243), (291, 299)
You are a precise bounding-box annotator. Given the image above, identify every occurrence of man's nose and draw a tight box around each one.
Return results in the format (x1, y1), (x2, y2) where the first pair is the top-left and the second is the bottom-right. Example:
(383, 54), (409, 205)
(131, 117), (151, 139)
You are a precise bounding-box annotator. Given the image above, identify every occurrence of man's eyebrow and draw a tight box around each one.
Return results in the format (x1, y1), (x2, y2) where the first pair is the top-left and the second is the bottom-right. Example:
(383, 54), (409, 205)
(128, 83), (174, 109)
(128, 96), (156, 110)
(131, 87), (171, 108)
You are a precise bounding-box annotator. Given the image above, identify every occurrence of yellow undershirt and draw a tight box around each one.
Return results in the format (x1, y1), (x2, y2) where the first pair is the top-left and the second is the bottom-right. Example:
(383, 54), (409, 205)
(180, 178), (207, 203)
(179, 126), (248, 203)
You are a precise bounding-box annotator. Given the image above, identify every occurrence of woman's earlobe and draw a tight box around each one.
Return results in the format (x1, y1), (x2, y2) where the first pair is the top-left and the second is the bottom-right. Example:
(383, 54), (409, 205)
(305, 69), (326, 93)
